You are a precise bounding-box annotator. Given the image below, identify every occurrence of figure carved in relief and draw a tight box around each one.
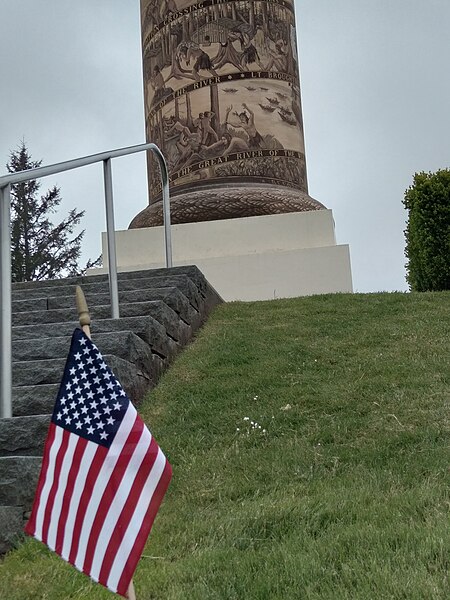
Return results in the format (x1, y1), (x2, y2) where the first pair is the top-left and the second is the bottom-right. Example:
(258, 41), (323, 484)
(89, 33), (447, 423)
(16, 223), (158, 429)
(211, 32), (245, 72)
(225, 104), (264, 149)
(264, 38), (288, 72)
(178, 43), (219, 80)
(239, 32), (263, 70)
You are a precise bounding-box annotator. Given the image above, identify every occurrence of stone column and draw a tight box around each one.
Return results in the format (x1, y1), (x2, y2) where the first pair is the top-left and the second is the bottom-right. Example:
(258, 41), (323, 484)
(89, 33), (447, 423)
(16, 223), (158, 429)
(130, 0), (325, 228)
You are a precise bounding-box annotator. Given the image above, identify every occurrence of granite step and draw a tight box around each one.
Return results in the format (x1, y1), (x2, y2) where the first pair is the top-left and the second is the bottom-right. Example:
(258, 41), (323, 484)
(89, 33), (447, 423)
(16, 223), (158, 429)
(0, 415), (50, 457)
(12, 275), (203, 311)
(11, 265), (214, 298)
(12, 316), (178, 360)
(44, 288), (197, 324)
(12, 330), (157, 373)
(13, 354), (152, 403)
(12, 300), (189, 343)
(0, 456), (42, 506)
(13, 384), (59, 417)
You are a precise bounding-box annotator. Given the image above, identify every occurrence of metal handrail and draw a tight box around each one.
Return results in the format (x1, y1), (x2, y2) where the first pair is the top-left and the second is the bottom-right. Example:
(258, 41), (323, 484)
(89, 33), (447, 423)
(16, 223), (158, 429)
(0, 142), (171, 419)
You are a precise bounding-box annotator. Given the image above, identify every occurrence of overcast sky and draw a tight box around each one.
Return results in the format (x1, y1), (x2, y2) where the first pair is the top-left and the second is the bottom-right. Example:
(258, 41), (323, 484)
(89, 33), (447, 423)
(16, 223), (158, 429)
(1, 0), (449, 292)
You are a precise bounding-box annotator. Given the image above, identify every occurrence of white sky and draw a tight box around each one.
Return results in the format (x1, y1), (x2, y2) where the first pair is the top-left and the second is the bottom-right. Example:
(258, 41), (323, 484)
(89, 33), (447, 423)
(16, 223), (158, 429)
(1, 0), (449, 292)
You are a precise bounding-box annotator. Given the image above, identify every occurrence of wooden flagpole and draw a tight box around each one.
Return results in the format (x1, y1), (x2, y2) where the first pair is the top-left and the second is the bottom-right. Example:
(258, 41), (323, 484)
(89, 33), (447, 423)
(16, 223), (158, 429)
(75, 285), (137, 600)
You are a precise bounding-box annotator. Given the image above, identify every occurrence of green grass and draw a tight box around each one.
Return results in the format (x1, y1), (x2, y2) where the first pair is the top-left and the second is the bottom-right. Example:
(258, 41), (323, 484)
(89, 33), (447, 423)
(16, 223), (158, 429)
(1, 292), (449, 599)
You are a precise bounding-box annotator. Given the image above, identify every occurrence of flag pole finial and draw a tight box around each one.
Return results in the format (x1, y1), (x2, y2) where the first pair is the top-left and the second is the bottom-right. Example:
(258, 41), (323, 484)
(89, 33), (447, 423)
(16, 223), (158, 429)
(75, 285), (91, 339)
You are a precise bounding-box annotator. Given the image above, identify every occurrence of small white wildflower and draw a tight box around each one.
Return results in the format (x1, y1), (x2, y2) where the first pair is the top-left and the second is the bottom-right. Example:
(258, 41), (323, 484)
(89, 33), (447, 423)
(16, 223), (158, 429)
(263, 429), (267, 433)
(258, 425), (262, 429)
(243, 417), (249, 421)
(236, 428), (240, 432)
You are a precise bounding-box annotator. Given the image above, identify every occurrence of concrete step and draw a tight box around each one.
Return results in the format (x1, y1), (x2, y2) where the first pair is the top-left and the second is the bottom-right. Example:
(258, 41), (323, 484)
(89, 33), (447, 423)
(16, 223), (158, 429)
(0, 415), (50, 457)
(13, 384), (59, 417)
(12, 300), (189, 342)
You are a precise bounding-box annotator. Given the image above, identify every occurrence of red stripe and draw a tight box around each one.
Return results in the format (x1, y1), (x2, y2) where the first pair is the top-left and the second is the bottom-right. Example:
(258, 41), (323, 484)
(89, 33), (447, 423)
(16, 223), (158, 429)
(116, 460), (172, 597)
(54, 436), (89, 555)
(97, 437), (160, 588)
(82, 416), (144, 576)
(41, 428), (71, 544)
(68, 444), (108, 565)
(24, 423), (57, 537)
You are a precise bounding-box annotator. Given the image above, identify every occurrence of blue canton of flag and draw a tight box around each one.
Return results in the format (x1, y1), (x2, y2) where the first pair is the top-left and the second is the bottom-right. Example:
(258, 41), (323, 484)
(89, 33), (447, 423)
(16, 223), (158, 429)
(52, 329), (128, 448)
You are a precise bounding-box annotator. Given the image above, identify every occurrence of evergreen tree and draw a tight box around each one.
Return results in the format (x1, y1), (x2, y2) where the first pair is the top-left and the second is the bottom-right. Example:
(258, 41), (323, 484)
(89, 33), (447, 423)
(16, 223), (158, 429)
(403, 169), (450, 291)
(6, 142), (96, 282)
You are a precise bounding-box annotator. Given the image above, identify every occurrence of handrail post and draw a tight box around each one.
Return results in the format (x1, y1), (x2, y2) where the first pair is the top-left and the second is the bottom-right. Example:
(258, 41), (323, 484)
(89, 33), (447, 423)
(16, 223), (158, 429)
(151, 148), (172, 268)
(0, 184), (12, 419)
(103, 159), (120, 319)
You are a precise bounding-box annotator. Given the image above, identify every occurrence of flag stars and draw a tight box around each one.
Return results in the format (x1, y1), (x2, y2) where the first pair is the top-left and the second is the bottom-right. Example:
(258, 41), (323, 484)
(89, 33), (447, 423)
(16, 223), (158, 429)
(90, 367), (97, 375)
(103, 406), (112, 415)
(86, 356), (94, 365)
(79, 337), (87, 346)
(80, 372), (87, 380)
(83, 381), (91, 390)
(63, 407), (69, 415)
(107, 382), (114, 390)
(84, 415), (92, 425)
(100, 432), (108, 441)
(86, 390), (94, 399)
(56, 412), (62, 420)
(70, 401), (76, 410)
(65, 416), (72, 425)
(90, 400), (98, 410)
(93, 410), (101, 420)
(69, 367), (76, 376)
(110, 391), (118, 401)
(74, 352), (82, 360)
(81, 406), (88, 415)
(73, 410), (80, 419)
(113, 402), (122, 411)
(86, 425), (95, 435)
(106, 416), (115, 426)
(93, 376), (100, 385)
(67, 392), (74, 400)
(97, 422), (105, 430)
(75, 421), (82, 430)
(66, 383), (71, 391)
(75, 386), (82, 395)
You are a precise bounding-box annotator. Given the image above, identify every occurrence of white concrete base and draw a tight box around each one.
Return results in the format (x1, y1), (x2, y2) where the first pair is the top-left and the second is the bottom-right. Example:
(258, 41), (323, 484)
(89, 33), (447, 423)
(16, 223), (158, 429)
(88, 209), (353, 301)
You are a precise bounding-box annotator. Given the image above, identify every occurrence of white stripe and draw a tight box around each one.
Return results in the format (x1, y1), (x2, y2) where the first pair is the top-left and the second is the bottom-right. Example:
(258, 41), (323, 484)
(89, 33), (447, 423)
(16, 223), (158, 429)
(46, 433), (79, 551)
(74, 403), (137, 570)
(106, 448), (166, 593)
(33, 426), (64, 540)
(60, 440), (97, 561)
(89, 427), (152, 582)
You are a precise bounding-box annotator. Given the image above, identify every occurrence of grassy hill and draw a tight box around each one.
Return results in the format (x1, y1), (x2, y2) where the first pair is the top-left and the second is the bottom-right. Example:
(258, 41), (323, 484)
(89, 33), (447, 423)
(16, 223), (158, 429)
(1, 292), (449, 599)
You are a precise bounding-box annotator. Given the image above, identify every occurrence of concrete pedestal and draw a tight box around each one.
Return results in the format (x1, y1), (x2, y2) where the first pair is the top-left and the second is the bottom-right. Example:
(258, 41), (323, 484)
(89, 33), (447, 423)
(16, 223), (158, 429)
(90, 209), (352, 301)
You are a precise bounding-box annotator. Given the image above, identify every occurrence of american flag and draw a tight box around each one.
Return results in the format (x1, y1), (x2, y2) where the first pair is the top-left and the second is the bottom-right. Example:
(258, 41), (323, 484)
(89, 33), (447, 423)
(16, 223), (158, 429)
(25, 328), (172, 597)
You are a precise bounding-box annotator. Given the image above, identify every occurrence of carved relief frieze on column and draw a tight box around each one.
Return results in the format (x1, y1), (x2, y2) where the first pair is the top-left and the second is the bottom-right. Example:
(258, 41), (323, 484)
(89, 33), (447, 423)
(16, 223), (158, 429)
(130, 0), (325, 228)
